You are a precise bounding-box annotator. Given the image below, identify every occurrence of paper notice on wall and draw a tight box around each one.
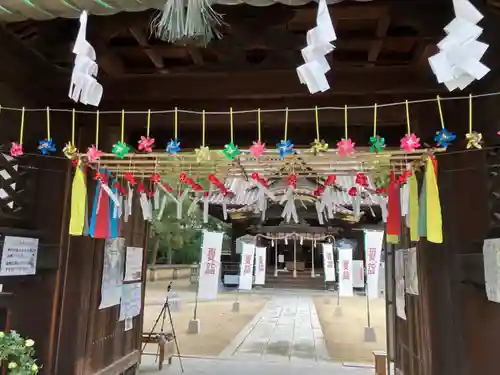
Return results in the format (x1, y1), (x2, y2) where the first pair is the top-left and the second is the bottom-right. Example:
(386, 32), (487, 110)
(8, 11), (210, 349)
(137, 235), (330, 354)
(322, 243), (336, 281)
(119, 282), (142, 321)
(124, 246), (143, 282)
(365, 230), (384, 299)
(483, 238), (500, 303)
(278, 254), (284, 263)
(405, 247), (419, 295)
(0, 236), (38, 276)
(395, 250), (406, 320)
(254, 246), (267, 285)
(197, 231), (224, 300)
(99, 238), (125, 309)
(124, 318), (133, 331)
(338, 246), (353, 297)
(239, 243), (255, 290)
(352, 260), (364, 288)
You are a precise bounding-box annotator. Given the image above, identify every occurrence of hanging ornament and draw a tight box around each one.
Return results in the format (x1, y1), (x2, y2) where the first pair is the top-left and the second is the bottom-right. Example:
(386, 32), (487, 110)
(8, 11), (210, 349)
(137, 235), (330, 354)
(139, 110), (155, 152)
(222, 142), (241, 160)
(38, 138), (56, 155)
(86, 144), (103, 161)
(112, 141), (130, 159)
(369, 104), (385, 152)
(433, 96), (455, 149)
(277, 140), (294, 159)
(63, 109), (79, 160)
(250, 109), (267, 159)
(337, 105), (355, 156)
(166, 138), (181, 154)
(401, 100), (420, 152)
(466, 94), (482, 149)
(195, 146), (211, 163)
(10, 107), (25, 157)
(310, 106), (328, 154)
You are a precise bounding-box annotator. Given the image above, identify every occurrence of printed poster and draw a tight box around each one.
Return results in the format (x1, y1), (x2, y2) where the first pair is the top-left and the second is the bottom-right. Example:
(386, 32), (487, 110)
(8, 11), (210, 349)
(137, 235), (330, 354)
(322, 243), (336, 282)
(254, 246), (267, 285)
(197, 231), (224, 300)
(405, 247), (419, 295)
(365, 230), (384, 299)
(395, 249), (406, 320)
(124, 246), (143, 282)
(338, 246), (353, 297)
(0, 236), (38, 276)
(99, 237), (125, 309)
(119, 282), (142, 321)
(239, 243), (255, 290)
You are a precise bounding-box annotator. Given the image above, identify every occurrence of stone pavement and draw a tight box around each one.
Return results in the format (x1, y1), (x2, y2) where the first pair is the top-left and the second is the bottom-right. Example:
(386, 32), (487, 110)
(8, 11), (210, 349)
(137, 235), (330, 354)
(219, 295), (329, 362)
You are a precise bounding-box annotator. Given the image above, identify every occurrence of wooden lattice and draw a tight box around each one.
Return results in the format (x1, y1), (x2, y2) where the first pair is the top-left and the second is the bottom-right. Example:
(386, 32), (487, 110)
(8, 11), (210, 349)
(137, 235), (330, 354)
(0, 151), (26, 219)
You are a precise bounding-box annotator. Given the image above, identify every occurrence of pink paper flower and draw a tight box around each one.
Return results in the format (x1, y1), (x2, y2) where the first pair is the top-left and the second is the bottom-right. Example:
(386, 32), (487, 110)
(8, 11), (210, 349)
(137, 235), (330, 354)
(336, 138), (355, 156)
(86, 144), (103, 162)
(249, 140), (267, 159)
(400, 133), (421, 152)
(138, 136), (155, 153)
(10, 142), (23, 157)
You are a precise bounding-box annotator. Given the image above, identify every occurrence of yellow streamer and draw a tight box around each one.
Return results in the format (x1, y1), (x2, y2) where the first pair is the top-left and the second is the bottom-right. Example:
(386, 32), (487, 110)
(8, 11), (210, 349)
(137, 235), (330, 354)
(257, 108), (261, 141)
(469, 94), (473, 133)
(71, 108), (75, 145)
(146, 109), (151, 137)
(174, 107), (178, 139)
(284, 107), (289, 140)
(344, 105), (348, 139)
(230, 107), (234, 143)
(373, 103), (377, 137)
(95, 110), (100, 148)
(436, 95), (445, 129)
(20, 107), (25, 145)
(121, 109), (125, 143)
(315, 106), (320, 140)
(202, 110), (206, 147)
(46, 107), (51, 140)
(405, 100), (411, 134)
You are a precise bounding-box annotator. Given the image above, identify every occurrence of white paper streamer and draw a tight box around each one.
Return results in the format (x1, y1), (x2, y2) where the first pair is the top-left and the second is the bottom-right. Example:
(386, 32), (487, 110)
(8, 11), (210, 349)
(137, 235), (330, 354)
(139, 192), (152, 221)
(280, 188), (298, 223)
(154, 188), (160, 210)
(100, 182), (120, 207)
(157, 194), (168, 220)
(176, 190), (189, 219)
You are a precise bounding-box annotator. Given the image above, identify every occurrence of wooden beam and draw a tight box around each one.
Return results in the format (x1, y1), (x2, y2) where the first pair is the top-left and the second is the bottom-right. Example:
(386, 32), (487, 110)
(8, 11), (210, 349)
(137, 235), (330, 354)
(368, 12), (391, 63)
(129, 27), (168, 73)
(101, 66), (443, 101)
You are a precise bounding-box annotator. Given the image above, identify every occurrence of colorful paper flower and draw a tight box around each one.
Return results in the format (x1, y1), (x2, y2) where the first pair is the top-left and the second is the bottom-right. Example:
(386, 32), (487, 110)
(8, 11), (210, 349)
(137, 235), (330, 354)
(249, 140), (267, 159)
(195, 146), (211, 163)
(466, 131), (483, 149)
(166, 138), (181, 154)
(138, 136), (155, 153)
(38, 138), (56, 155)
(112, 141), (130, 159)
(310, 139), (328, 154)
(336, 138), (355, 156)
(222, 142), (241, 160)
(400, 133), (421, 152)
(276, 140), (294, 159)
(86, 144), (103, 162)
(369, 135), (385, 152)
(63, 142), (78, 159)
(434, 128), (456, 149)
(10, 142), (23, 157)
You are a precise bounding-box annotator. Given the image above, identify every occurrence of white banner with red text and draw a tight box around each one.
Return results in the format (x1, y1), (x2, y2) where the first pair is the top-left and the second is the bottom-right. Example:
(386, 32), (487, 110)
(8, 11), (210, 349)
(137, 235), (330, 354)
(352, 260), (365, 288)
(198, 231), (224, 300)
(239, 243), (256, 290)
(254, 246), (267, 285)
(322, 243), (336, 281)
(338, 246), (354, 297)
(364, 230), (384, 300)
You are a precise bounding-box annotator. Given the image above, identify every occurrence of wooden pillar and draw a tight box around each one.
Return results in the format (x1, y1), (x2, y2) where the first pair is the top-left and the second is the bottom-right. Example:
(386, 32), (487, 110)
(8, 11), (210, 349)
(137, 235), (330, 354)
(311, 239), (315, 278)
(274, 239), (278, 277)
(293, 238), (297, 278)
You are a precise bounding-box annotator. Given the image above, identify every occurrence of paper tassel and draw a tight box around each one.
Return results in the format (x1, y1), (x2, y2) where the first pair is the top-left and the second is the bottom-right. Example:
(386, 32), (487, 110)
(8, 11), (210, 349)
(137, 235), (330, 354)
(409, 172), (419, 241)
(100, 181), (120, 208)
(154, 188), (160, 210)
(400, 183), (410, 218)
(69, 161), (87, 236)
(118, 195), (123, 219)
(157, 194), (168, 220)
(184, 0), (224, 46)
(151, 0), (186, 43)
(376, 195), (388, 223)
(315, 200), (325, 225)
(222, 201), (228, 220)
(177, 190), (189, 219)
(89, 176), (110, 239)
(280, 187), (299, 223)
(127, 185), (133, 215)
(386, 173), (401, 244)
(109, 180), (120, 238)
(187, 195), (201, 216)
(139, 192), (152, 221)
(425, 157), (443, 243)
(203, 193), (209, 223)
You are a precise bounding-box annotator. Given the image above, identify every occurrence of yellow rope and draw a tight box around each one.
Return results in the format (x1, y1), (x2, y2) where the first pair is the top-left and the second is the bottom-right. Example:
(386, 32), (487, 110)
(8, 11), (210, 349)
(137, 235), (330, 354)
(95, 110), (100, 148)
(436, 95), (445, 129)
(284, 107), (288, 140)
(373, 103), (377, 137)
(202, 110), (206, 147)
(146, 109), (151, 138)
(174, 107), (178, 139)
(46, 106), (51, 140)
(71, 108), (75, 145)
(121, 109), (125, 143)
(344, 105), (348, 139)
(230, 107), (234, 143)
(315, 106), (320, 140)
(257, 108), (261, 141)
(469, 94), (473, 134)
(20, 107), (25, 145)
(405, 100), (411, 134)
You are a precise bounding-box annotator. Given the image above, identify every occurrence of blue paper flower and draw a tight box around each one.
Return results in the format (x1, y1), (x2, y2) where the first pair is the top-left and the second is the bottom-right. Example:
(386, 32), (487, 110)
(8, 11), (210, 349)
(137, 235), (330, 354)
(38, 138), (56, 155)
(434, 128), (456, 149)
(166, 138), (181, 154)
(276, 140), (294, 159)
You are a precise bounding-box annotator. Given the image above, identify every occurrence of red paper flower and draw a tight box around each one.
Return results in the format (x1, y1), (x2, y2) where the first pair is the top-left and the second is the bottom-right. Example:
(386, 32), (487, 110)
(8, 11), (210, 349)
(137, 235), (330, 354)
(94, 171), (103, 181)
(355, 172), (368, 187)
(336, 138), (356, 156)
(348, 187), (358, 196)
(86, 145), (103, 162)
(10, 142), (23, 157)
(400, 133), (421, 152)
(249, 140), (267, 159)
(124, 172), (137, 185)
(287, 173), (297, 189)
(151, 173), (161, 184)
(325, 175), (336, 186)
(137, 184), (145, 193)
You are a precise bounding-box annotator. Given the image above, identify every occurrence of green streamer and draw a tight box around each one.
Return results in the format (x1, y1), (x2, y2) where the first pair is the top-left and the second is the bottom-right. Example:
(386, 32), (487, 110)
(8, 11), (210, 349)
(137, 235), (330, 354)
(0, 5), (12, 13)
(94, 0), (114, 9)
(61, 0), (80, 11)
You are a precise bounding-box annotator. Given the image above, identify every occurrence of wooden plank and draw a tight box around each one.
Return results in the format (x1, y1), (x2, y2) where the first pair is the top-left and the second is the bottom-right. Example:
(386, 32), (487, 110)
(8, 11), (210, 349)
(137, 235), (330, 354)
(93, 350), (140, 375)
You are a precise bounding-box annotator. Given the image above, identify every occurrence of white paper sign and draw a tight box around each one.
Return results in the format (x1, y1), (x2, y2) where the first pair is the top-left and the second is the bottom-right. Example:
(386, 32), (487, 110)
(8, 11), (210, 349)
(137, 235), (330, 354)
(322, 243), (336, 281)
(352, 260), (365, 288)
(338, 246), (353, 297)
(483, 238), (500, 303)
(254, 246), (267, 285)
(395, 250), (406, 320)
(119, 282), (142, 321)
(124, 247), (143, 282)
(365, 230), (384, 299)
(99, 238), (125, 309)
(405, 247), (419, 295)
(239, 243), (255, 290)
(197, 231), (223, 300)
(124, 318), (133, 331)
(0, 236), (38, 276)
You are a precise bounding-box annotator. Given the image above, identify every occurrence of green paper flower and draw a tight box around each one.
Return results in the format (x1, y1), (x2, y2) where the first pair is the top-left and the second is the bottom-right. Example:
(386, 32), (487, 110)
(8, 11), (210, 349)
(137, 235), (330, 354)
(369, 135), (386, 152)
(112, 141), (130, 159)
(222, 142), (241, 160)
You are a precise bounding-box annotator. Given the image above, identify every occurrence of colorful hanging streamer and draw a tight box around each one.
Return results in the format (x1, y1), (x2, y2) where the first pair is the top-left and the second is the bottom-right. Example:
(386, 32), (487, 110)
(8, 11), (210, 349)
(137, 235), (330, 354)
(310, 106), (328, 154)
(465, 94), (482, 149)
(10, 106), (24, 157)
(433, 96), (456, 149)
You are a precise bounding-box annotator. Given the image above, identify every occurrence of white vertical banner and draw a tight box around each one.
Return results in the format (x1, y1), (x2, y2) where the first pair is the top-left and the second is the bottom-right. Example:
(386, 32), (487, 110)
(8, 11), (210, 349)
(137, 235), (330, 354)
(483, 238), (500, 303)
(352, 260), (365, 288)
(338, 246), (353, 297)
(364, 230), (384, 300)
(395, 249), (406, 320)
(198, 231), (224, 300)
(322, 243), (336, 281)
(254, 246), (267, 285)
(405, 247), (419, 295)
(239, 243), (255, 290)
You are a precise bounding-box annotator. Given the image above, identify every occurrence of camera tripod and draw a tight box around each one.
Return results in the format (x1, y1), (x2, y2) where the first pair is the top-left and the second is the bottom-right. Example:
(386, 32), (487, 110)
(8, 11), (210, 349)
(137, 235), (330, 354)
(142, 282), (184, 372)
